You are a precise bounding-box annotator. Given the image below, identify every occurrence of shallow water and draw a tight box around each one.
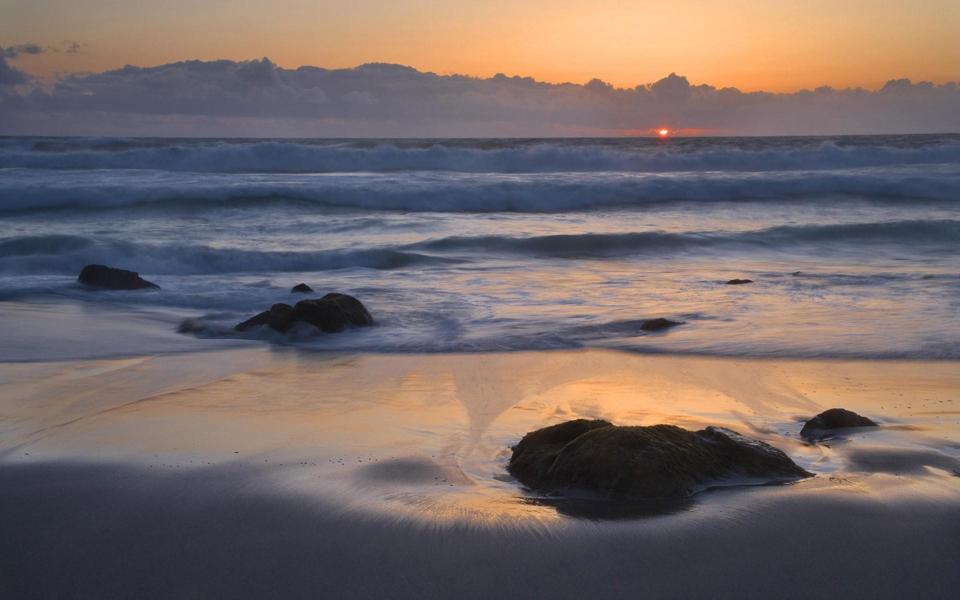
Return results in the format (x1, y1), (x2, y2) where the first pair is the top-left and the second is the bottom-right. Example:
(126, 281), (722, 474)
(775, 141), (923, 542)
(1, 135), (959, 361)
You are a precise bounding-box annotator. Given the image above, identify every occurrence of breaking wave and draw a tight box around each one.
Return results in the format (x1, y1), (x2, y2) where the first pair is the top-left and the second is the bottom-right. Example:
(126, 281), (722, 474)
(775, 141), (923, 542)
(2, 136), (960, 174)
(2, 220), (955, 276)
(0, 234), (457, 275)
(1, 166), (958, 213)
(405, 220), (960, 257)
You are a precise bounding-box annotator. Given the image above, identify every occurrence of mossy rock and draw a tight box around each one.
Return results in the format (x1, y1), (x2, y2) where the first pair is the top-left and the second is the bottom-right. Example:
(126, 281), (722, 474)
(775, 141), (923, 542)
(509, 419), (811, 500)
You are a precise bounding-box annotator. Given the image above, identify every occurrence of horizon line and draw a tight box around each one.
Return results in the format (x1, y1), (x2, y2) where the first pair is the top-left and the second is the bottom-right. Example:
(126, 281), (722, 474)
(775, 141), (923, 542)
(4, 132), (960, 140)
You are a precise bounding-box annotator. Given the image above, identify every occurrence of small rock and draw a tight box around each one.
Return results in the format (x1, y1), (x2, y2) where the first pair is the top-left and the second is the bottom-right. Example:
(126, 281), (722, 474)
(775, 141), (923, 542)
(726, 278), (753, 285)
(291, 283), (314, 293)
(801, 408), (877, 439)
(639, 318), (684, 332)
(235, 303), (295, 332)
(234, 311), (269, 332)
(78, 264), (159, 290)
(509, 419), (811, 500)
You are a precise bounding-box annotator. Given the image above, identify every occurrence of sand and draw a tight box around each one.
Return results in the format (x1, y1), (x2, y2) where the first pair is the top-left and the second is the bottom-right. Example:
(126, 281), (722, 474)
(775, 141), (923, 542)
(1, 347), (959, 598)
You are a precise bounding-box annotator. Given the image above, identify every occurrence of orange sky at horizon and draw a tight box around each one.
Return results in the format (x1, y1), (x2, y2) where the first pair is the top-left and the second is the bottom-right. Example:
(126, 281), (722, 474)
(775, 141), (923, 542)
(3, 0), (959, 92)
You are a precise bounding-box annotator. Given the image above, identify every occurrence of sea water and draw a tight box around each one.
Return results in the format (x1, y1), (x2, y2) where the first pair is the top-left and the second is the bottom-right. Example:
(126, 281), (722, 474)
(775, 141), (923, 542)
(1, 135), (958, 360)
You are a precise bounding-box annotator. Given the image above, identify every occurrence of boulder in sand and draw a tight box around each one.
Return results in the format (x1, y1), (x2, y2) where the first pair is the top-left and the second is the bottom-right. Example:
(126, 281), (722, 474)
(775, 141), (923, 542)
(639, 318), (684, 332)
(291, 283), (314, 293)
(801, 408), (877, 439)
(726, 278), (753, 285)
(235, 293), (373, 334)
(509, 419), (811, 500)
(78, 264), (159, 290)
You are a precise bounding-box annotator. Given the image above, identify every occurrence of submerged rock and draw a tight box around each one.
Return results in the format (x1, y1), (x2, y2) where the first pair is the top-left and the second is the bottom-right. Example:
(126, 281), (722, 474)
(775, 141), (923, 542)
(639, 318), (684, 332)
(293, 293), (373, 333)
(801, 408), (877, 439)
(235, 293), (373, 333)
(726, 278), (753, 285)
(509, 419), (811, 500)
(291, 283), (314, 293)
(78, 264), (159, 290)
(235, 303), (295, 332)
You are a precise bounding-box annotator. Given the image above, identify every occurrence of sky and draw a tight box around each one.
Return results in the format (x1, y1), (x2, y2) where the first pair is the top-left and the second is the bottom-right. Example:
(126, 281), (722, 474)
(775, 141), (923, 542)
(4, 0), (959, 91)
(1, 0), (958, 136)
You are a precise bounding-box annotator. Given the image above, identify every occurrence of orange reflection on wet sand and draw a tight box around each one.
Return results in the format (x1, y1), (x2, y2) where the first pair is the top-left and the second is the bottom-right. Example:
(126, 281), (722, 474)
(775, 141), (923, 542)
(2, 349), (958, 524)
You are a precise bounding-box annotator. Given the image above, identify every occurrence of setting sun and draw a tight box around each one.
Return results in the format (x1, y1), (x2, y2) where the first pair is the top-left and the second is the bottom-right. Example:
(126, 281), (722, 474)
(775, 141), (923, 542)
(658, 128), (671, 137)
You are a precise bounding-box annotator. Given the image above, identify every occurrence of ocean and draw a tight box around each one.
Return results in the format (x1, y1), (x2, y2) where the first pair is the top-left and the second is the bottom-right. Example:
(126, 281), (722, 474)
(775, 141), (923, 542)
(1, 135), (958, 360)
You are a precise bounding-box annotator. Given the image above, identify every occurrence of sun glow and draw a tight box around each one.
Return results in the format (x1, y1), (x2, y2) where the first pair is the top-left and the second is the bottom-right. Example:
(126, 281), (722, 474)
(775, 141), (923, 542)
(657, 128), (671, 137)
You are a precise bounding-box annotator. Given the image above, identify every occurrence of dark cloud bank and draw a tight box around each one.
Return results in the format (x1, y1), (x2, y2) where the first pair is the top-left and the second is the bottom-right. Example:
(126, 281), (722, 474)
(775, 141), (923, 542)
(1, 56), (958, 136)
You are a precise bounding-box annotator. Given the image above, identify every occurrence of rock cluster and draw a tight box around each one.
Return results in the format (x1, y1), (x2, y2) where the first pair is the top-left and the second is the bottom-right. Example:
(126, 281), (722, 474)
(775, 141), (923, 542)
(235, 293), (373, 333)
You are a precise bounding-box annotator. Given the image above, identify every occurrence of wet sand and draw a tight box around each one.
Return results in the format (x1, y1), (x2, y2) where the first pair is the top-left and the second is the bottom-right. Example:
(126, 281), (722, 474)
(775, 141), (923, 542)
(2, 348), (959, 598)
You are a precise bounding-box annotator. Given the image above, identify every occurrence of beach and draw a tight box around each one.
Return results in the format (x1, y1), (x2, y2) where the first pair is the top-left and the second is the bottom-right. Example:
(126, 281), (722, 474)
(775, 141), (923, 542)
(1, 135), (959, 597)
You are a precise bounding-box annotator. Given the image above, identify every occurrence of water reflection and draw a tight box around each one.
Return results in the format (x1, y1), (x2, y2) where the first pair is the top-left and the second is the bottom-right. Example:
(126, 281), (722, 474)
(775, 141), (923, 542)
(2, 347), (958, 523)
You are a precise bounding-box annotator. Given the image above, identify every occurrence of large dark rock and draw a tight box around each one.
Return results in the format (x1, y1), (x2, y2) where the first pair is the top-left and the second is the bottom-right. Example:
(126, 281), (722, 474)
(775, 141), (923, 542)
(320, 293), (374, 326)
(508, 419), (811, 500)
(292, 299), (345, 333)
(293, 293), (373, 333)
(801, 408), (877, 439)
(235, 293), (373, 334)
(78, 264), (159, 290)
(639, 318), (684, 332)
(726, 278), (753, 285)
(291, 283), (314, 294)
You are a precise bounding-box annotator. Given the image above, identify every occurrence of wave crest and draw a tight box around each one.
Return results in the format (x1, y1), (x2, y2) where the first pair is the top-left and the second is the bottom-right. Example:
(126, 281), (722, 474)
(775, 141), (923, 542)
(407, 220), (960, 257)
(1, 220), (954, 277)
(2, 167), (959, 213)
(3, 137), (960, 174)
(0, 235), (457, 275)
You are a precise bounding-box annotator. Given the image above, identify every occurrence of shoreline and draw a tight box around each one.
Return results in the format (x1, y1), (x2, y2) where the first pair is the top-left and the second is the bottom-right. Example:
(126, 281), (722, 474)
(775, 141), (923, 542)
(3, 298), (960, 363)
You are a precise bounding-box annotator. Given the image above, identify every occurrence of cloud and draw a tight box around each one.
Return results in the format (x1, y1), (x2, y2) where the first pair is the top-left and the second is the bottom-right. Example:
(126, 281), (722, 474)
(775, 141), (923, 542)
(1, 57), (958, 136)
(0, 56), (29, 86)
(2, 43), (44, 59)
(3, 40), (87, 59)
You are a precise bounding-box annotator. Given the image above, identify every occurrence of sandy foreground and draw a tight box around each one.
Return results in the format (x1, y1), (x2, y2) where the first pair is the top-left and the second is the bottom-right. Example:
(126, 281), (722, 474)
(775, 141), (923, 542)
(1, 346), (959, 599)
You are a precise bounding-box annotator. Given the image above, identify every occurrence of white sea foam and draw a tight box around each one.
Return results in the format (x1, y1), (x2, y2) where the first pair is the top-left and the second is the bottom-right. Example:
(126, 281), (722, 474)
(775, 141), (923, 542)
(3, 137), (960, 173)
